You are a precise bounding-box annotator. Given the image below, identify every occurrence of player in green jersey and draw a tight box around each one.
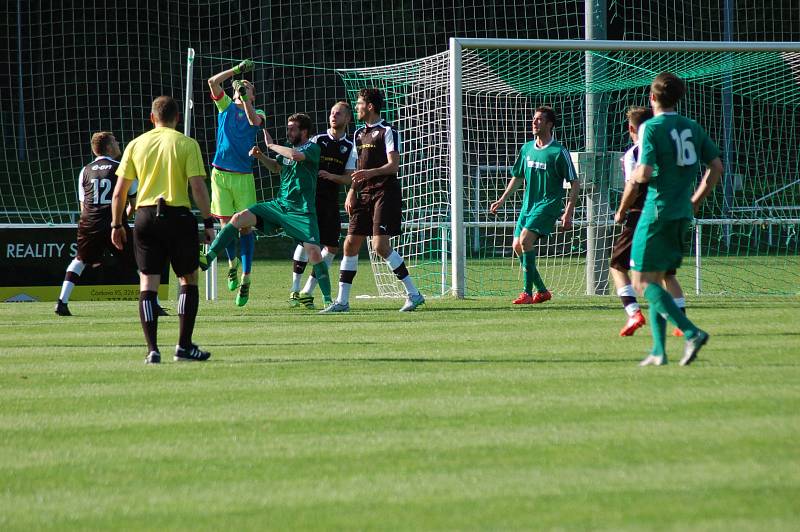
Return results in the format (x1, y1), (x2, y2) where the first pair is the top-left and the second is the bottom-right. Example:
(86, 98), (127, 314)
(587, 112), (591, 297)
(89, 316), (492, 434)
(615, 72), (723, 366)
(490, 106), (580, 305)
(201, 113), (333, 306)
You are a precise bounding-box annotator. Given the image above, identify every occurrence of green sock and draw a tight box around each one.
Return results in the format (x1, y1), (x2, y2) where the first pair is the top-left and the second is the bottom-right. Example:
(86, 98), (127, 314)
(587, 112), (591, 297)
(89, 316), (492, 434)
(649, 306), (668, 356)
(207, 223), (240, 262)
(644, 284), (699, 338)
(523, 250), (546, 292)
(312, 261), (332, 301)
(520, 253), (532, 294)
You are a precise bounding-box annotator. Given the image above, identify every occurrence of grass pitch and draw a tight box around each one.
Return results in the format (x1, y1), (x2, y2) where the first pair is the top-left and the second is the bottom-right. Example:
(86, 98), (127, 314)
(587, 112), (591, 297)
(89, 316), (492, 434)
(1, 259), (799, 530)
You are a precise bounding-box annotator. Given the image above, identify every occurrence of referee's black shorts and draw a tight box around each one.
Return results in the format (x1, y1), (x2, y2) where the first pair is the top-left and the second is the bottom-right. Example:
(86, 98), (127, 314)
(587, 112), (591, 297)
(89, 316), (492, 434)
(134, 206), (199, 277)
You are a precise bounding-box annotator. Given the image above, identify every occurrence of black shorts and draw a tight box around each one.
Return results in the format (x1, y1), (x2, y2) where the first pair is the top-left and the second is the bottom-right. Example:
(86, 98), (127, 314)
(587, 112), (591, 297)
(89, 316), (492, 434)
(316, 198), (342, 248)
(347, 183), (402, 237)
(76, 220), (136, 267)
(134, 206), (199, 277)
(611, 222), (676, 276)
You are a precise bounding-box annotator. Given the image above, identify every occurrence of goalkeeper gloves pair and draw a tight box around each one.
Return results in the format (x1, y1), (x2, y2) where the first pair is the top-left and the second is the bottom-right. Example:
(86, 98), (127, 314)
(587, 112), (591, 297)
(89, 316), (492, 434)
(232, 60), (254, 101)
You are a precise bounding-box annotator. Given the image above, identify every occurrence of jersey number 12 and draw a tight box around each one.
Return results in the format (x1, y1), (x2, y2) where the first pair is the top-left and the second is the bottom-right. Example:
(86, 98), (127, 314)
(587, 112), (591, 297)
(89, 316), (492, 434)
(669, 128), (697, 166)
(91, 178), (113, 205)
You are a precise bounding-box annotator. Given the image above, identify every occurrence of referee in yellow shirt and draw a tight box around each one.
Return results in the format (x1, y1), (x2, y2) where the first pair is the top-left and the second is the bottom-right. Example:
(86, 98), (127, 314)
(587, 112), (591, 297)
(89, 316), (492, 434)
(111, 96), (215, 364)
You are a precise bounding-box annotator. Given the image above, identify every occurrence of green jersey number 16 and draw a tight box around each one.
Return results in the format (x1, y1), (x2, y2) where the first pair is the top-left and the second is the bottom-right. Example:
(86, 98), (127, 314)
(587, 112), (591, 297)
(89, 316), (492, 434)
(669, 128), (697, 166)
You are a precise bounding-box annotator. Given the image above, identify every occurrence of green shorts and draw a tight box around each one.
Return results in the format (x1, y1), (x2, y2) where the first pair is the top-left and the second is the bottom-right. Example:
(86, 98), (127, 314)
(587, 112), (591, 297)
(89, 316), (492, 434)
(210, 167), (257, 218)
(514, 210), (558, 238)
(630, 217), (690, 272)
(248, 200), (321, 246)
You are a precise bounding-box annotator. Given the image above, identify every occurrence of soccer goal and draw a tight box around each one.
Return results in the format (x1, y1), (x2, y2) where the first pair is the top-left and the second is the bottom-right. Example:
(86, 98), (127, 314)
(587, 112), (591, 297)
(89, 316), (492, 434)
(337, 39), (800, 298)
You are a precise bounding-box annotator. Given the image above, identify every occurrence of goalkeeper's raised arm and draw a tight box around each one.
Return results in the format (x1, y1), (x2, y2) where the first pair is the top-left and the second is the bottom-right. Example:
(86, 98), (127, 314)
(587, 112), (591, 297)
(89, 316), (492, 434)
(207, 60), (262, 127)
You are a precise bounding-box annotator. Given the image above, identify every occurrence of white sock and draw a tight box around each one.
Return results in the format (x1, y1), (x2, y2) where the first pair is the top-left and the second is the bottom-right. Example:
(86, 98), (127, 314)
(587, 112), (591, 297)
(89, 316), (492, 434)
(322, 248), (336, 267)
(59, 259), (85, 303)
(291, 273), (303, 293)
(302, 275), (317, 294)
(385, 251), (419, 296)
(291, 244), (307, 292)
(673, 297), (686, 310)
(337, 255), (358, 304)
(617, 285), (639, 316)
(385, 250), (403, 270)
(303, 249), (336, 294)
(59, 281), (75, 303)
(293, 244), (308, 262)
(401, 276), (419, 297)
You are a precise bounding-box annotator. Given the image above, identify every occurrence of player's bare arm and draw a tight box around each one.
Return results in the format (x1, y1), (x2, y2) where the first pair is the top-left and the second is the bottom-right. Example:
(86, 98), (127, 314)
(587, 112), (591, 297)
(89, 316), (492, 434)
(489, 176), (521, 214)
(691, 157), (723, 213)
(110, 177), (133, 250)
(208, 59), (253, 98)
(233, 81), (263, 127)
(268, 143), (305, 162)
(561, 179), (580, 230)
(615, 164), (651, 223)
(344, 187), (358, 216)
(319, 169), (353, 186)
(351, 151), (399, 186)
(189, 175), (215, 244)
(125, 195), (136, 218)
(249, 146), (280, 173)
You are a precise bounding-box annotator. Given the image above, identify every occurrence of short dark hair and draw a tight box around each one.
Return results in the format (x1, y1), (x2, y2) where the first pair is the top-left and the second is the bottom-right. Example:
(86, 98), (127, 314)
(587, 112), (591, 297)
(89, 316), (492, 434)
(651, 72), (686, 108)
(358, 88), (385, 112)
(90, 131), (115, 156)
(534, 106), (558, 128)
(626, 106), (653, 129)
(288, 113), (312, 134)
(151, 96), (179, 123)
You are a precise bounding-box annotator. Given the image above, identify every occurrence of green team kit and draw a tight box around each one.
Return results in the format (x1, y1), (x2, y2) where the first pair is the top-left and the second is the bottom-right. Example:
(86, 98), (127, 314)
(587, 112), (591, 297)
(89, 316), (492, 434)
(248, 140), (322, 244)
(512, 139), (577, 237)
(630, 112), (720, 272)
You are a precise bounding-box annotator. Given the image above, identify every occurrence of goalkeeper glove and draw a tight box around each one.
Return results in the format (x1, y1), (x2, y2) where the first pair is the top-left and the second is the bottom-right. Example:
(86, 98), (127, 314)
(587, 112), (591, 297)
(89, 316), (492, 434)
(232, 80), (249, 102)
(232, 59), (254, 75)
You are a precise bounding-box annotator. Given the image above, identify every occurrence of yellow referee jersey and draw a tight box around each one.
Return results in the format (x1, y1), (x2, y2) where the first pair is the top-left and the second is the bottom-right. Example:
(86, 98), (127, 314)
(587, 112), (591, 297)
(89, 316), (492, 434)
(116, 126), (207, 209)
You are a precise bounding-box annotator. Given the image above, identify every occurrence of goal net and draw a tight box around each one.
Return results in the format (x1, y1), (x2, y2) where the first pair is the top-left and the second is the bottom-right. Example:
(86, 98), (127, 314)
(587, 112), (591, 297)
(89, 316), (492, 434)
(338, 41), (800, 297)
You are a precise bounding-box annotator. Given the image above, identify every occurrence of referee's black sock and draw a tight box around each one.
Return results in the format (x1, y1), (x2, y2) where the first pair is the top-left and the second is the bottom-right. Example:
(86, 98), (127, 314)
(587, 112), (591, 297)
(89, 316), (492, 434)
(138, 291), (159, 353)
(178, 284), (199, 349)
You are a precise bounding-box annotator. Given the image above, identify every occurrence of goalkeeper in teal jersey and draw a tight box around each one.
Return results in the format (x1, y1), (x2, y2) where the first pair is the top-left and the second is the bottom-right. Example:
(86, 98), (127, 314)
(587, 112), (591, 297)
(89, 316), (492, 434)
(615, 72), (723, 367)
(207, 59), (265, 307)
(201, 113), (333, 306)
(490, 106), (580, 305)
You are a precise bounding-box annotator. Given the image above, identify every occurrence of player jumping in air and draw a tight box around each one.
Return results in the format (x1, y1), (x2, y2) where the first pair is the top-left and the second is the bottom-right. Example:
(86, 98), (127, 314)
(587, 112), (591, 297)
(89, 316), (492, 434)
(207, 59), (265, 306)
(202, 113), (334, 307)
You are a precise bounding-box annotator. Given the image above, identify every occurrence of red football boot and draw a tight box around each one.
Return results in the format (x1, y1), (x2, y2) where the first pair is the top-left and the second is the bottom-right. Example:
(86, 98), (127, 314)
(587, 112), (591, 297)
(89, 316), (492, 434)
(512, 292), (533, 304)
(531, 290), (552, 304)
(620, 310), (646, 337)
(672, 328), (684, 337)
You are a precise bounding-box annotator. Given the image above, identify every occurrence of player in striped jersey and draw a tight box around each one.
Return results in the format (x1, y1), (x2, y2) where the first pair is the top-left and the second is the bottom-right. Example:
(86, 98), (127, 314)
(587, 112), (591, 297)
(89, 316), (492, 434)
(490, 106), (580, 305)
(289, 101), (357, 309)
